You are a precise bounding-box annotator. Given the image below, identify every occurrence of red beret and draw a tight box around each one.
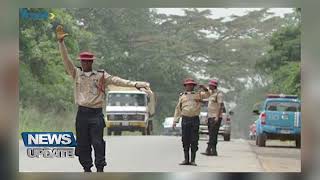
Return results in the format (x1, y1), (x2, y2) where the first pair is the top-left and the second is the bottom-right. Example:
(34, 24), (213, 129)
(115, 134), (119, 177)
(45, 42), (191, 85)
(77, 51), (96, 61)
(208, 79), (218, 86)
(183, 78), (197, 86)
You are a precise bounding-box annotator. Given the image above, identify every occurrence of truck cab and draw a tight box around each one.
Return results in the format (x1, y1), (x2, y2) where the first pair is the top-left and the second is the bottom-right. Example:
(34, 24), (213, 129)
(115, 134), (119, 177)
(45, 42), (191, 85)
(253, 94), (301, 148)
(105, 85), (155, 136)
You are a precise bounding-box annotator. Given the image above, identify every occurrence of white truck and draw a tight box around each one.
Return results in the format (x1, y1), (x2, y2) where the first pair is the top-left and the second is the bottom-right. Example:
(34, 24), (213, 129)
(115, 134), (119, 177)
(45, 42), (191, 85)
(105, 84), (156, 136)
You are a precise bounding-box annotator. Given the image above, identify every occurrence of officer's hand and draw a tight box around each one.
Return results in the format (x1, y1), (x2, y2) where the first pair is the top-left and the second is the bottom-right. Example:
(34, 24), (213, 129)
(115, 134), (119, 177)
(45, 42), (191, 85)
(172, 121), (176, 129)
(135, 82), (150, 89)
(56, 25), (69, 42)
(199, 84), (208, 90)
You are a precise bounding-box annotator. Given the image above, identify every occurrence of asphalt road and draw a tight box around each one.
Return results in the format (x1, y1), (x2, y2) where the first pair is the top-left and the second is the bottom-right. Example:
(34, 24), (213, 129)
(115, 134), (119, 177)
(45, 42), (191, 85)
(19, 135), (300, 172)
(248, 140), (301, 172)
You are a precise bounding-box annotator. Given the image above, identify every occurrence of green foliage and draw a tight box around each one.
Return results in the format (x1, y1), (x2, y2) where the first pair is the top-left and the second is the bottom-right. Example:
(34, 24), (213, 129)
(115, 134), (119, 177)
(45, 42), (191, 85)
(261, 25), (301, 72)
(270, 62), (300, 95)
(256, 9), (301, 97)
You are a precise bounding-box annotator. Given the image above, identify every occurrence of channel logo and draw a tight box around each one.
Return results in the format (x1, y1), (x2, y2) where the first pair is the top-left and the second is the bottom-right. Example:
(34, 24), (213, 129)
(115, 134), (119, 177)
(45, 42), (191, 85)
(19, 8), (56, 20)
(21, 132), (76, 158)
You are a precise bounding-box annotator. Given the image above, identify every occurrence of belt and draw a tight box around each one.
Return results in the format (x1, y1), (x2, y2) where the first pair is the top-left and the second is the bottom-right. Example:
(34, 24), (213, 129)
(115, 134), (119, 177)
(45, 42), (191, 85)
(78, 106), (102, 113)
(208, 117), (222, 120)
(182, 116), (199, 120)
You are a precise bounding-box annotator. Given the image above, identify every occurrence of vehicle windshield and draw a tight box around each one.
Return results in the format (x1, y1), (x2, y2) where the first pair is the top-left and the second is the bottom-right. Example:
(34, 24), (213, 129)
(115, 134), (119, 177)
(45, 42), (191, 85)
(107, 93), (146, 106)
(201, 101), (208, 112)
(266, 101), (301, 112)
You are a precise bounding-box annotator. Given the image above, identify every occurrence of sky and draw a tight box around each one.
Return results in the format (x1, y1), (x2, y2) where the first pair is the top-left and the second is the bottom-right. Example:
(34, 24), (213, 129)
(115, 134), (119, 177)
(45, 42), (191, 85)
(155, 8), (294, 21)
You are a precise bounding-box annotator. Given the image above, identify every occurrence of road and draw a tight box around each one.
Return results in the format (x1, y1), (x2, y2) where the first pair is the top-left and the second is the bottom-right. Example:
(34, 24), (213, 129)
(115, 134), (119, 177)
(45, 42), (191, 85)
(248, 140), (301, 172)
(19, 135), (300, 172)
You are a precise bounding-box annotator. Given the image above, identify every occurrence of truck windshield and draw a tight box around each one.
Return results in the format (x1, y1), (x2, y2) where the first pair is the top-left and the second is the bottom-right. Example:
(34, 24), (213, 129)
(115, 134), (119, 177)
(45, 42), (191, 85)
(107, 93), (146, 106)
(201, 101), (208, 112)
(266, 101), (301, 112)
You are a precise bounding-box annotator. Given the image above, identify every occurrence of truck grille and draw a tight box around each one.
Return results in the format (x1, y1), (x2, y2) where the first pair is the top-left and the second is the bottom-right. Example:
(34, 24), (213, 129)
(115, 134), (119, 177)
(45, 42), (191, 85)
(107, 114), (145, 121)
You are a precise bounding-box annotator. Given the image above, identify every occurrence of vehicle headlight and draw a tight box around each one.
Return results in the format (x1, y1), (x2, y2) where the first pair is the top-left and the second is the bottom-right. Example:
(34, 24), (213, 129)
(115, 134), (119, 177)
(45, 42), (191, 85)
(108, 114), (115, 120)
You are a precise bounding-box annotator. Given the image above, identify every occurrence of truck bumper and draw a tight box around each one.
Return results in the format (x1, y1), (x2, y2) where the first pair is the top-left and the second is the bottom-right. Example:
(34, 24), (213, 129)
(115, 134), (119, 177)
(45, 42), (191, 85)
(260, 125), (300, 140)
(106, 121), (146, 130)
(261, 125), (301, 134)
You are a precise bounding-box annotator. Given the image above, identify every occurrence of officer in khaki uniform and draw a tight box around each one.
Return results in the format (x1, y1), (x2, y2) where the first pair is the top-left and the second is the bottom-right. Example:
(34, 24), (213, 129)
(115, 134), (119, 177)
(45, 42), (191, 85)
(56, 25), (149, 172)
(201, 79), (224, 156)
(173, 78), (209, 166)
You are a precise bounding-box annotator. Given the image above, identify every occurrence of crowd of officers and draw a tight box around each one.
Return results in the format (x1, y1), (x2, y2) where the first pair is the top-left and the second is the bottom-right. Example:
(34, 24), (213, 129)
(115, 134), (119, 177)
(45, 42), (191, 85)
(173, 78), (224, 166)
(56, 25), (225, 171)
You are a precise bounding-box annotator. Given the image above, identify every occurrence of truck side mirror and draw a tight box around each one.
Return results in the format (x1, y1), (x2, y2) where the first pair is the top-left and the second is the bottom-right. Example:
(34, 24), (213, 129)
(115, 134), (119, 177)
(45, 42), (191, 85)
(252, 109), (260, 115)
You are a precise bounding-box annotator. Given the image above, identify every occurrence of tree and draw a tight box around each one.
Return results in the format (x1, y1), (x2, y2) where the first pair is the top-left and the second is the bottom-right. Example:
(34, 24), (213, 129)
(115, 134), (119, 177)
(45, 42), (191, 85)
(256, 8), (301, 96)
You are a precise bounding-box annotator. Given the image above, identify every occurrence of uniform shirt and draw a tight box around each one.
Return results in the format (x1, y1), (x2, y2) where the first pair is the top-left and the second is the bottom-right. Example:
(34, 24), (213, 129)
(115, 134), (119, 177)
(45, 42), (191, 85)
(59, 42), (138, 108)
(207, 89), (224, 118)
(70, 67), (136, 108)
(173, 91), (210, 122)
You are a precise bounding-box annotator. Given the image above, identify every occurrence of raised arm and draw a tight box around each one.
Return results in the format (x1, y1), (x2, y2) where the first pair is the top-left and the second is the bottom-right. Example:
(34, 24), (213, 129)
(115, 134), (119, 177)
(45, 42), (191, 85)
(58, 41), (76, 79)
(199, 84), (210, 99)
(56, 25), (76, 79)
(105, 75), (136, 87)
(104, 73), (149, 89)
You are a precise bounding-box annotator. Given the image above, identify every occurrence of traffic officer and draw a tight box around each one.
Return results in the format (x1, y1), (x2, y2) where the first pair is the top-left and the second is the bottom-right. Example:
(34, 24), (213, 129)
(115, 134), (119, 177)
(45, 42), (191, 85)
(173, 78), (209, 166)
(56, 25), (149, 172)
(201, 79), (224, 156)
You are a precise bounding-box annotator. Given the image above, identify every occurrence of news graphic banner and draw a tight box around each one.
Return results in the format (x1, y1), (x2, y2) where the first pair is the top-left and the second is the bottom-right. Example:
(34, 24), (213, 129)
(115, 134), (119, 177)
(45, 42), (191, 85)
(21, 132), (76, 158)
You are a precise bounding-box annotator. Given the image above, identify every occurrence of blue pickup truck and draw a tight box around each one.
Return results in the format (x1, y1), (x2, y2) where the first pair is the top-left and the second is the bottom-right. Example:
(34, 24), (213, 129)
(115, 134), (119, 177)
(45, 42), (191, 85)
(253, 94), (301, 148)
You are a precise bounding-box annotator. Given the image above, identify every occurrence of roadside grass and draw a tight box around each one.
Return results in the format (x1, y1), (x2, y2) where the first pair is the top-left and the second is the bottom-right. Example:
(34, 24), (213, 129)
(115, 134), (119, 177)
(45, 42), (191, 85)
(19, 106), (76, 136)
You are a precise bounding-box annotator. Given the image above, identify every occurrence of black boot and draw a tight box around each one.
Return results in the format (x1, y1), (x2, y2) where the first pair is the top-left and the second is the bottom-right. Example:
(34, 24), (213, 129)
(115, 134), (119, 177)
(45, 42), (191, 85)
(201, 145), (213, 156)
(211, 148), (218, 156)
(84, 167), (92, 172)
(190, 151), (197, 166)
(179, 151), (190, 165)
(97, 167), (104, 172)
